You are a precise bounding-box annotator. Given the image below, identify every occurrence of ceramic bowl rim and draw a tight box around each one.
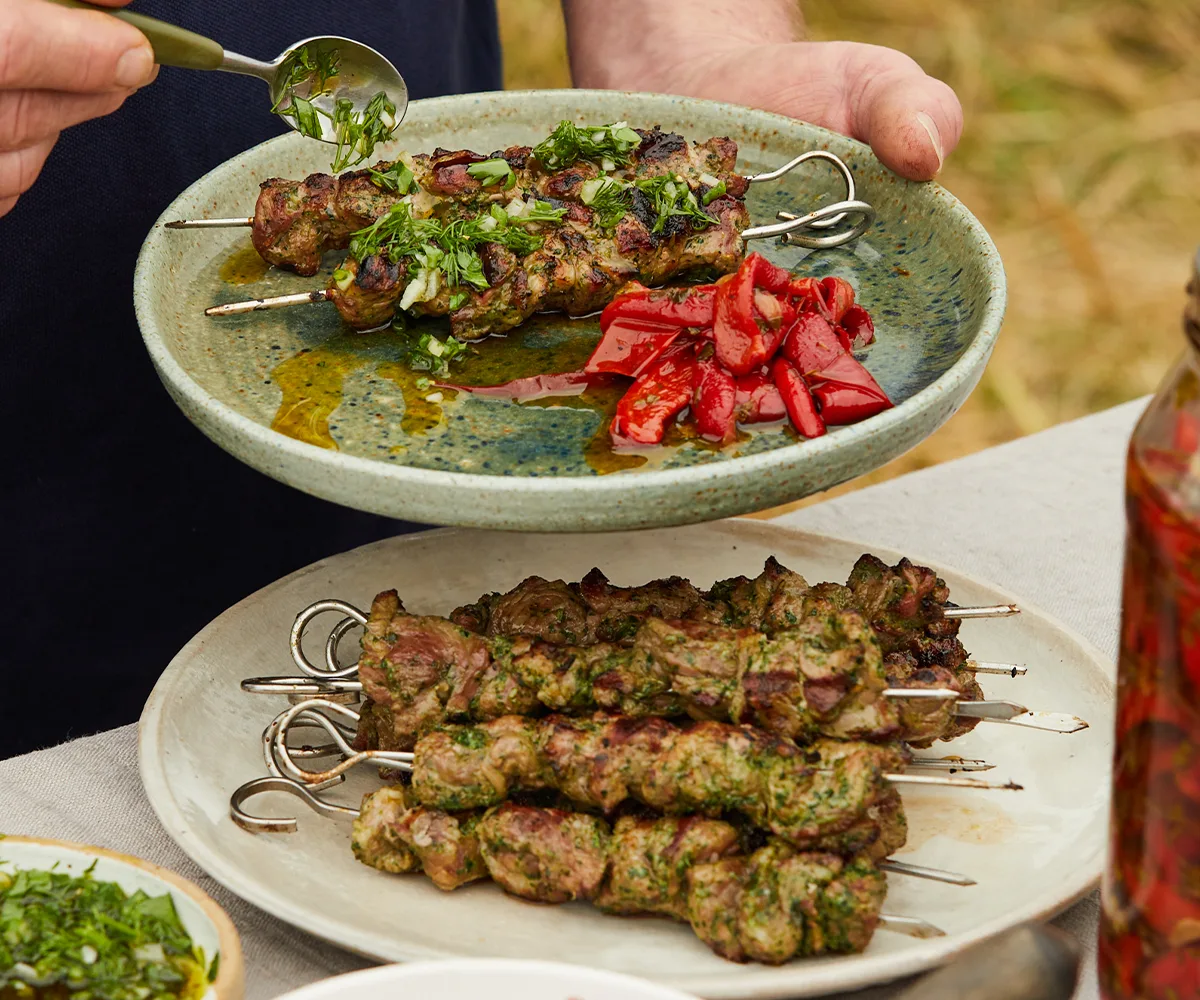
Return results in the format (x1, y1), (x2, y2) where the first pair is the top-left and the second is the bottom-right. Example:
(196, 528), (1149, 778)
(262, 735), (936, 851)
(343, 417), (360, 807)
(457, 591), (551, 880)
(134, 88), (1006, 496)
(270, 958), (702, 1000)
(0, 836), (245, 1000)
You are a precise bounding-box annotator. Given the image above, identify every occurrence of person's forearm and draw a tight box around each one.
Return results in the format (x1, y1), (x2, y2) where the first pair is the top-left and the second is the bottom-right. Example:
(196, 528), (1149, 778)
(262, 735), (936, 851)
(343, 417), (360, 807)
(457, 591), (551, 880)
(562, 0), (803, 91)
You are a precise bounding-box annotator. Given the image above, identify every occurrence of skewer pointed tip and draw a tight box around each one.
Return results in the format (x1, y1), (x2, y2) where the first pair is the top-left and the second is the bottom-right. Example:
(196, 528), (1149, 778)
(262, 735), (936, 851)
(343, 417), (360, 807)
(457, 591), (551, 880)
(906, 755), (996, 773)
(166, 217), (254, 229)
(205, 289), (329, 317)
(888, 773), (1023, 791)
(968, 660), (1029, 677)
(879, 859), (976, 886)
(943, 604), (1021, 620)
(879, 915), (946, 939)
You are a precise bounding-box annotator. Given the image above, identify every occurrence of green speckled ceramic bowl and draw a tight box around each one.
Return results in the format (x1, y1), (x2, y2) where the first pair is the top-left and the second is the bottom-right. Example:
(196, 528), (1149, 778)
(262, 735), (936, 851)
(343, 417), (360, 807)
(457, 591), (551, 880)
(134, 90), (1005, 531)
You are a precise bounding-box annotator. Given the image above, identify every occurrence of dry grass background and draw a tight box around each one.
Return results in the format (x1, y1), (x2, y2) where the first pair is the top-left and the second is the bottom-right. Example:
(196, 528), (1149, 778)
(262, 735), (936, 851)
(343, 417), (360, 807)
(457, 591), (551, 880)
(495, 0), (1200, 510)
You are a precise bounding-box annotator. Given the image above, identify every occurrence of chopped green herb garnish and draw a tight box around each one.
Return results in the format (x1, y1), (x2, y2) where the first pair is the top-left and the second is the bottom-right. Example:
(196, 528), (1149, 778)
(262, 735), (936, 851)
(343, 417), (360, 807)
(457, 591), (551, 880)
(274, 95), (324, 142)
(580, 176), (633, 230)
(701, 179), (727, 205)
(521, 200), (568, 223)
(465, 158), (516, 189)
(273, 45), (340, 108)
(330, 92), (398, 173)
(271, 44), (399, 174)
(367, 160), (416, 194)
(448, 291), (468, 311)
(0, 864), (208, 1000)
(350, 201), (559, 308)
(532, 120), (643, 171)
(634, 174), (714, 233)
(396, 331), (469, 377)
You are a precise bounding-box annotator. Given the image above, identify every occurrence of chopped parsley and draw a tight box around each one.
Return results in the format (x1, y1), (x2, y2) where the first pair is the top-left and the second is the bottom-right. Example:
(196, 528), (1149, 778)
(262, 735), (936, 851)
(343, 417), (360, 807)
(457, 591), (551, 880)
(532, 120), (642, 171)
(272, 44), (399, 173)
(0, 865), (211, 1000)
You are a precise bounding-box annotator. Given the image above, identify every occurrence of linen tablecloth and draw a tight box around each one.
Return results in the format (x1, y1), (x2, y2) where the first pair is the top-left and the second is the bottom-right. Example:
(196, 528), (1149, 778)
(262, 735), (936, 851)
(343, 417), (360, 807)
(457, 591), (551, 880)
(0, 398), (1145, 999)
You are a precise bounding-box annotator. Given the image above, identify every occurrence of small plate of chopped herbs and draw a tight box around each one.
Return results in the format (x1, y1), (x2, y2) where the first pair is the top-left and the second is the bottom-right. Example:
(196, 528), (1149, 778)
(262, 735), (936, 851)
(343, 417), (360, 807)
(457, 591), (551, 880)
(0, 838), (242, 1000)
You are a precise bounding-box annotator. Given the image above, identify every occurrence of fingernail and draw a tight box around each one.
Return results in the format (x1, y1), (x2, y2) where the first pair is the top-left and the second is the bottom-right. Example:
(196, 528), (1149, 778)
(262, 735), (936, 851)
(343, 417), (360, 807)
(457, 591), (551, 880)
(914, 112), (944, 173)
(115, 46), (156, 89)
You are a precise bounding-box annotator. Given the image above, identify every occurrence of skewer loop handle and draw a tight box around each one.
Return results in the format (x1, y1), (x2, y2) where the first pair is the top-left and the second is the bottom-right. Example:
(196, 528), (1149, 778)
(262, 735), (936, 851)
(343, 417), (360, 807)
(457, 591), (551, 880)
(230, 775), (358, 834)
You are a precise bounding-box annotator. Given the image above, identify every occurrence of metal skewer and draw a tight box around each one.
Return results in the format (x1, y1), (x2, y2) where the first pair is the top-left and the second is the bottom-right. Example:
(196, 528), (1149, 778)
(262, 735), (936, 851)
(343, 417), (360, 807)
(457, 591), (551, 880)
(165, 217), (253, 229)
(907, 755), (995, 773)
(206, 289), (330, 317)
(968, 661), (1029, 677)
(242, 673), (1066, 731)
(881, 690), (1087, 733)
(944, 604), (1021, 620)
(265, 700), (1025, 793)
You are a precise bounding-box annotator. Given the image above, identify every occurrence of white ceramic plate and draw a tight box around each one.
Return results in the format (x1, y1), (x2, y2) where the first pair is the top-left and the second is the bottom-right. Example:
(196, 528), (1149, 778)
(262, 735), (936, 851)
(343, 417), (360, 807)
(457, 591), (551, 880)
(138, 521), (1113, 999)
(0, 838), (244, 1000)
(274, 959), (699, 1000)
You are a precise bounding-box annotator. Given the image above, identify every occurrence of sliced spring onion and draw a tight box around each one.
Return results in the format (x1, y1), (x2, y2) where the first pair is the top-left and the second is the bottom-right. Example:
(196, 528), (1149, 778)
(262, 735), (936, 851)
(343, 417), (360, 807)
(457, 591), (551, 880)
(702, 179), (727, 205)
(466, 158), (516, 188)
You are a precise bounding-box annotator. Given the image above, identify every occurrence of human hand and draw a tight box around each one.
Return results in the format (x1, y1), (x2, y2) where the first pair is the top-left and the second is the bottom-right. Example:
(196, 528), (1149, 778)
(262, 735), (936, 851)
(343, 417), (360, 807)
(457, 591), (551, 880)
(0, 0), (157, 217)
(647, 41), (962, 183)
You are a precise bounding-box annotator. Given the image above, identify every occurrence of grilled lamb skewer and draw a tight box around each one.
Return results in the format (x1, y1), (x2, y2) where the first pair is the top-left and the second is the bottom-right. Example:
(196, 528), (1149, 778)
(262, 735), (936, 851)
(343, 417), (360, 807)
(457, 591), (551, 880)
(324, 182), (747, 336)
(451, 553), (987, 684)
(351, 788), (893, 964)
(352, 593), (981, 753)
(207, 128), (749, 277)
(276, 706), (1018, 854)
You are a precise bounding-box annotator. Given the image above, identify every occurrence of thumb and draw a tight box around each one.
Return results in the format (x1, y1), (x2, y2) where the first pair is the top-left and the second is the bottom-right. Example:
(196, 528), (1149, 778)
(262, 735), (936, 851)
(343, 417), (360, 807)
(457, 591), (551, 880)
(834, 43), (963, 182)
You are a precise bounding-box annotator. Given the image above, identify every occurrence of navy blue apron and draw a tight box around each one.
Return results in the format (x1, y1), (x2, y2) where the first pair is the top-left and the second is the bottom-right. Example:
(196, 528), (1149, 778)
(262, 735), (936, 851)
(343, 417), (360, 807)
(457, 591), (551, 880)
(0, 0), (501, 756)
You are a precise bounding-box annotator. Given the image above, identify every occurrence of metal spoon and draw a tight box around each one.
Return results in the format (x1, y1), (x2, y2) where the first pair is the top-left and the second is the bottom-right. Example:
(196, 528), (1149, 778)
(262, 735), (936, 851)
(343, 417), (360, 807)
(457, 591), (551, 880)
(47, 1), (409, 143)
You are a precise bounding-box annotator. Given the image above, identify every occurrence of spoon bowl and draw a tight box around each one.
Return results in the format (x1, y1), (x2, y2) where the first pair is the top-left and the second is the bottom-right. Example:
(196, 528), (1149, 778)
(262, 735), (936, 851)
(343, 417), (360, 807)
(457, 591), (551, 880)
(49, 2), (408, 145)
(262, 36), (409, 143)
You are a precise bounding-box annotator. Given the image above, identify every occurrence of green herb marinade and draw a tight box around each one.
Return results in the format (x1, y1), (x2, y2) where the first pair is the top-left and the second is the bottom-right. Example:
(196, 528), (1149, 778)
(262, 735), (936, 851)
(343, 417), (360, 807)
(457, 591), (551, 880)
(0, 866), (210, 1000)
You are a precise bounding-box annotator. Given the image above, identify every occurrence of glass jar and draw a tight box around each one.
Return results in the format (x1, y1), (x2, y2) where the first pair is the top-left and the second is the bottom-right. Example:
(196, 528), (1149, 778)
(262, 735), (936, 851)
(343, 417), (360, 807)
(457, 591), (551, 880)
(1099, 248), (1200, 998)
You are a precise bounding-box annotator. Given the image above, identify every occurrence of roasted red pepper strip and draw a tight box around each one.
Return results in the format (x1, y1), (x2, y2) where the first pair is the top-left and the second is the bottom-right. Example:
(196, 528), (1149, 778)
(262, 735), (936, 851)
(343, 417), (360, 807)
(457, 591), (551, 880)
(692, 355), (737, 443)
(439, 370), (610, 400)
(781, 312), (846, 374)
(807, 353), (893, 425)
(840, 304), (875, 349)
(749, 254), (793, 295)
(771, 357), (826, 439)
(714, 254), (791, 375)
(611, 341), (697, 445)
(819, 276), (857, 324)
(599, 284), (720, 331)
(734, 371), (786, 424)
(787, 276), (823, 305)
(585, 317), (682, 377)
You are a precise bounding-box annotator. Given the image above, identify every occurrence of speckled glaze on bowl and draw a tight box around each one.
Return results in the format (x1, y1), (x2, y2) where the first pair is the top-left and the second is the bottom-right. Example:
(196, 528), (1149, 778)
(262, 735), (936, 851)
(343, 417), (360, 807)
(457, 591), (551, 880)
(134, 90), (1005, 532)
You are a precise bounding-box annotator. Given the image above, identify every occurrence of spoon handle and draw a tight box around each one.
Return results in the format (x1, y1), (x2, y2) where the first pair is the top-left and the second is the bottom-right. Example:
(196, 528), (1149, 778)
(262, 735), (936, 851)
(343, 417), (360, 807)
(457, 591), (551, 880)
(46, 0), (225, 70)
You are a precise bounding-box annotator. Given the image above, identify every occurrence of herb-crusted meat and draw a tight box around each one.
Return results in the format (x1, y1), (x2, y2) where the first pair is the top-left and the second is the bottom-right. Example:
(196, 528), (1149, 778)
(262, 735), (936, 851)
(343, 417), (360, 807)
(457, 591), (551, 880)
(352, 793), (888, 965)
(409, 714), (908, 860)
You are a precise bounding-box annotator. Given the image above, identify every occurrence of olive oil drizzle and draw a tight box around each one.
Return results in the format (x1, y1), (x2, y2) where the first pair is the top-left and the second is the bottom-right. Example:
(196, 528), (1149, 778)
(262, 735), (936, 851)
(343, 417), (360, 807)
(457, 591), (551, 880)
(263, 317), (766, 472)
(218, 242), (270, 285)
